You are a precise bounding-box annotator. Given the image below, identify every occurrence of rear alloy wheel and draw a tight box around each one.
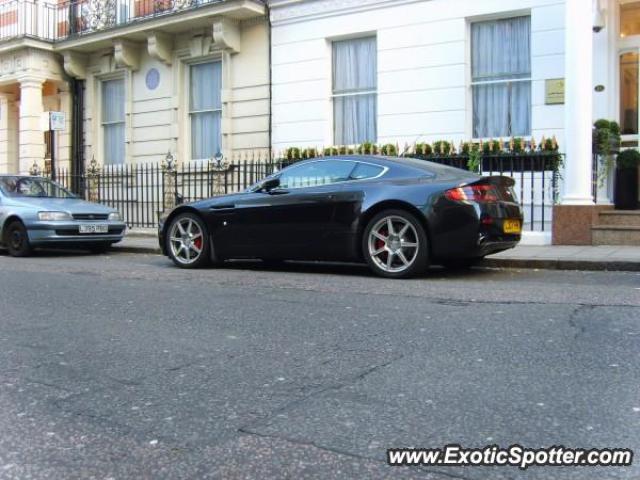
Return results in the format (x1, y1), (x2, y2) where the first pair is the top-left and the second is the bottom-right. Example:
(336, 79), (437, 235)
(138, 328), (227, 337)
(5, 221), (32, 257)
(166, 213), (210, 269)
(363, 209), (429, 278)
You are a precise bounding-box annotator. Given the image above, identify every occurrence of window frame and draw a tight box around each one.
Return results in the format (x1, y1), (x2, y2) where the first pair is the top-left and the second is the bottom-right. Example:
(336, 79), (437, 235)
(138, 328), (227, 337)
(188, 59), (223, 163)
(469, 15), (532, 139)
(100, 76), (126, 166)
(331, 35), (378, 146)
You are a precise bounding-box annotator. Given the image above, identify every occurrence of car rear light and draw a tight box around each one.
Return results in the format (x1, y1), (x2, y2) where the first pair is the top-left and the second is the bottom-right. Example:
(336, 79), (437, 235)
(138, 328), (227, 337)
(445, 185), (499, 203)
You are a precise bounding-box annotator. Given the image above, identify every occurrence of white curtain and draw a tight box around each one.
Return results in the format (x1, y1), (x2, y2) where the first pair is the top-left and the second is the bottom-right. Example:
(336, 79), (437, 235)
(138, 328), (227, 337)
(472, 16), (531, 138)
(332, 37), (377, 145)
(102, 78), (125, 165)
(190, 61), (222, 161)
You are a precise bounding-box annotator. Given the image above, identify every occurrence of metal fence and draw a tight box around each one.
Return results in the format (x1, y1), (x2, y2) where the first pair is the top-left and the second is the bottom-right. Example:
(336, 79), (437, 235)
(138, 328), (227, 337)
(51, 153), (561, 231)
(52, 159), (287, 228)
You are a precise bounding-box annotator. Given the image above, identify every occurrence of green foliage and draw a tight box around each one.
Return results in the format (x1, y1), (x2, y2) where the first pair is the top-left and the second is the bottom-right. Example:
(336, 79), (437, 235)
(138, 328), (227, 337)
(593, 119), (622, 185)
(432, 140), (451, 155)
(511, 137), (525, 153)
(616, 149), (640, 169)
(337, 146), (355, 155)
(467, 148), (482, 173)
(357, 142), (378, 155)
(324, 147), (339, 156)
(414, 143), (432, 155)
(380, 144), (398, 156)
(482, 139), (502, 154)
(285, 147), (301, 160)
(460, 142), (480, 155)
(302, 148), (317, 159)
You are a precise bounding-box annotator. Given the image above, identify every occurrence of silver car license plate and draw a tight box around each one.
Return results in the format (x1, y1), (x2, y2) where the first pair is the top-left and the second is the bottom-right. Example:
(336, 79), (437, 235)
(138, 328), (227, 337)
(79, 224), (109, 234)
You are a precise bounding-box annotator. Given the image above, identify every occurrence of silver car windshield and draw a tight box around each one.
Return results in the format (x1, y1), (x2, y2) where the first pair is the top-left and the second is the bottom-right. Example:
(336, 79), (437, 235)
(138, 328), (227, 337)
(0, 177), (76, 199)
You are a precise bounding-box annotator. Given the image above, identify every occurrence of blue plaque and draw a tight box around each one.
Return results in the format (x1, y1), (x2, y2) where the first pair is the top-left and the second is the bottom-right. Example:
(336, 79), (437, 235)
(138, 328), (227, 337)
(145, 68), (160, 91)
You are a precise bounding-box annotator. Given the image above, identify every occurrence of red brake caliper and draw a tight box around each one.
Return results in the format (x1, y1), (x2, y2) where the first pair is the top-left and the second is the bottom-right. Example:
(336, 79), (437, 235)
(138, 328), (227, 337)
(194, 237), (203, 250)
(375, 228), (387, 250)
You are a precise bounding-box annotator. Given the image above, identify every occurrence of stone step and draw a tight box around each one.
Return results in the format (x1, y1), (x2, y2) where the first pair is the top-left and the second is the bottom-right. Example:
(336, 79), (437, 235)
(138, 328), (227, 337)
(591, 225), (640, 246)
(597, 210), (640, 227)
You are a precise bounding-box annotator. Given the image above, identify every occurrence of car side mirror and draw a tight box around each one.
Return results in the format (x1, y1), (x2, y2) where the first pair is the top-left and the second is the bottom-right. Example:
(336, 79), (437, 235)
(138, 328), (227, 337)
(262, 177), (280, 192)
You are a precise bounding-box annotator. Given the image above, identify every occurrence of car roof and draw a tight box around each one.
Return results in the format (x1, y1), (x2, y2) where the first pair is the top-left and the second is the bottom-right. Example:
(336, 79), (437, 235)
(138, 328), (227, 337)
(289, 155), (473, 178)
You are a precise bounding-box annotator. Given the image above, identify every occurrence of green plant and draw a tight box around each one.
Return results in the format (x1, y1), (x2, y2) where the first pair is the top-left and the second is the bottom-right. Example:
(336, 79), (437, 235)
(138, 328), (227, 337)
(380, 144), (397, 156)
(593, 119), (622, 185)
(482, 139), (502, 154)
(302, 148), (317, 159)
(357, 142), (377, 155)
(414, 143), (432, 156)
(285, 147), (301, 160)
(616, 149), (640, 169)
(467, 147), (482, 173)
(335, 145), (354, 155)
(432, 140), (451, 155)
(324, 147), (339, 156)
(511, 137), (525, 153)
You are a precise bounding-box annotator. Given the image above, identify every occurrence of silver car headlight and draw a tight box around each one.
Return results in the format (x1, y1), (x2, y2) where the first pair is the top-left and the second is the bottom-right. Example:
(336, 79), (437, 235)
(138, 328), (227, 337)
(108, 212), (122, 221)
(38, 211), (72, 221)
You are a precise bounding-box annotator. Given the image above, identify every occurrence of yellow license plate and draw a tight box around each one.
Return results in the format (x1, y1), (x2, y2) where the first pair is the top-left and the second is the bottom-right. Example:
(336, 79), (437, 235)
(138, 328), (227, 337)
(503, 219), (522, 234)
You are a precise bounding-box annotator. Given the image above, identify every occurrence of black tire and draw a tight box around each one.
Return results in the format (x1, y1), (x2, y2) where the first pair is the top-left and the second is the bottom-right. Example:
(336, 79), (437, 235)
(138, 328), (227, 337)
(362, 209), (429, 279)
(87, 243), (113, 254)
(5, 221), (32, 257)
(165, 212), (211, 269)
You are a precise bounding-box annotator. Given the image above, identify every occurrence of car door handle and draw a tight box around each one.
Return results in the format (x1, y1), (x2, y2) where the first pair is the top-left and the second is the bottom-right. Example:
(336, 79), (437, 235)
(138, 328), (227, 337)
(210, 204), (235, 210)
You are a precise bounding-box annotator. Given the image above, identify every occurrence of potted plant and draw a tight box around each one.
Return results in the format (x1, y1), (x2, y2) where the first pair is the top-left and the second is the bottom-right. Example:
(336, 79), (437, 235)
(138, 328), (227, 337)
(593, 119), (622, 185)
(614, 149), (640, 210)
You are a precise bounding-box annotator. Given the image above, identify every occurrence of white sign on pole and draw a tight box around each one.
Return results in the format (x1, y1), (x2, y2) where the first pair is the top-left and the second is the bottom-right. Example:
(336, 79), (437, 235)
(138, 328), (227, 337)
(49, 111), (65, 131)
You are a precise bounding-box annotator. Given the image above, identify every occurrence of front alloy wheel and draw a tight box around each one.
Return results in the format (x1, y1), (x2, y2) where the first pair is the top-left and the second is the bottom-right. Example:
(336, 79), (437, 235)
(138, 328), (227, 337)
(166, 213), (210, 268)
(363, 210), (429, 278)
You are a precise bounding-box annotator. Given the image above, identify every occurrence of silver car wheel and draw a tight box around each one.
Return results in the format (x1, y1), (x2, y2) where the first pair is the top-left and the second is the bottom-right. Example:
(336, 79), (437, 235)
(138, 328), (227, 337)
(169, 217), (204, 265)
(368, 215), (419, 273)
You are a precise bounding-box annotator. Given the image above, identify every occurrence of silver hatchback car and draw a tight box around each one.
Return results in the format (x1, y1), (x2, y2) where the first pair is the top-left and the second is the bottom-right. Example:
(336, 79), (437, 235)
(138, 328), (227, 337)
(0, 175), (127, 257)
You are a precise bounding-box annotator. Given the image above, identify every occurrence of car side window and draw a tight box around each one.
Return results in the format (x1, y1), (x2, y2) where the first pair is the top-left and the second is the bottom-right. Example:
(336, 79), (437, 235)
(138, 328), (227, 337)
(350, 162), (385, 180)
(278, 160), (356, 189)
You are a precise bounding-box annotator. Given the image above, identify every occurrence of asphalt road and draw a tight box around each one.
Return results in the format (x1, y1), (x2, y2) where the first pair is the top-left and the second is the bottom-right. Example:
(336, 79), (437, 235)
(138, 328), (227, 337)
(0, 250), (639, 480)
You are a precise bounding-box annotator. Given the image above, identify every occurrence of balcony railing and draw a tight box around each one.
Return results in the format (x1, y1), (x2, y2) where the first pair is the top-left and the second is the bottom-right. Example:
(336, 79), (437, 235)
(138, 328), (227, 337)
(0, 0), (230, 43)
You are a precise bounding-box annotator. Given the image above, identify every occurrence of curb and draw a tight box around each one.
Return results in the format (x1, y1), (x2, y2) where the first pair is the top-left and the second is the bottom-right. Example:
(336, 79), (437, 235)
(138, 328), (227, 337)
(481, 257), (640, 272)
(111, 242), (640, 272)
(112, 244), (161, 255)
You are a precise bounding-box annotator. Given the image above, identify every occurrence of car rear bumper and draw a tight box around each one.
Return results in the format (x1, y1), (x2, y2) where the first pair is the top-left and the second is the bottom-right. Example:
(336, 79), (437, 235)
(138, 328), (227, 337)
(26, 221), (127, 245)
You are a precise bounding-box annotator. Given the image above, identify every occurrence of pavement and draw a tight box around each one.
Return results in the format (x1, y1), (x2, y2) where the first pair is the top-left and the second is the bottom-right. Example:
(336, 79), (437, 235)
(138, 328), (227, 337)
(0, 252), (638, 479)
(118, 230), (640, 272)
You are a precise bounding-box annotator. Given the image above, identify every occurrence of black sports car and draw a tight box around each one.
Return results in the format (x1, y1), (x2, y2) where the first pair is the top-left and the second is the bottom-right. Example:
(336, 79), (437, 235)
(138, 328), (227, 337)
(159, 156), (522, 278)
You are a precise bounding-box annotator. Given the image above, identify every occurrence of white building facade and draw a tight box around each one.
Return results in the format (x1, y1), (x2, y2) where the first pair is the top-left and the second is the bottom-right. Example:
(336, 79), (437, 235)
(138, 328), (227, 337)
(269, 0), (638, 243)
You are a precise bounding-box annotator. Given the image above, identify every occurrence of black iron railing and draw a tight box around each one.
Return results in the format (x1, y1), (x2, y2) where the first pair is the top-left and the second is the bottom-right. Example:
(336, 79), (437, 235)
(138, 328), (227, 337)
(52, 159), (288, 228)
(0, 0), (230, 42)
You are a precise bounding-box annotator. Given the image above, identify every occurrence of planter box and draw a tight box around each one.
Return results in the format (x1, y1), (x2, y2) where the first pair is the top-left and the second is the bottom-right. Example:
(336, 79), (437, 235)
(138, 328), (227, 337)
(614, 166), (639, 210)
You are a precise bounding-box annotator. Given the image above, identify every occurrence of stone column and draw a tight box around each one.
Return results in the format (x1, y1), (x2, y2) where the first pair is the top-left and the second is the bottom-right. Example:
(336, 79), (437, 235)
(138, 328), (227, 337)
(561, 0), (594, 205)
(0, 94), (14, 174)
(18, 77), (45, 174)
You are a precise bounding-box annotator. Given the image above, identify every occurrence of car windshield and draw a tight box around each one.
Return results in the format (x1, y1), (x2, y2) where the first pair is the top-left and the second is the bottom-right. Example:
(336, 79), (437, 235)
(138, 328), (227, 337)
(0, 177), (76, 199)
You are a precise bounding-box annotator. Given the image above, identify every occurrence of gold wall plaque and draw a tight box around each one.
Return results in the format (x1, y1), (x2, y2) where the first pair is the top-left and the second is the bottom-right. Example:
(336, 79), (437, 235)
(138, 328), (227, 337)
(545, 78), (565, 105)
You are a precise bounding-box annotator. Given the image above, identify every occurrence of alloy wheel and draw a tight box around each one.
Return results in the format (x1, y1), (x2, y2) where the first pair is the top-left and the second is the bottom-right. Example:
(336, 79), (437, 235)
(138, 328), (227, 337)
(169, 216), (205, 265)
(367, 215), (419, 273)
